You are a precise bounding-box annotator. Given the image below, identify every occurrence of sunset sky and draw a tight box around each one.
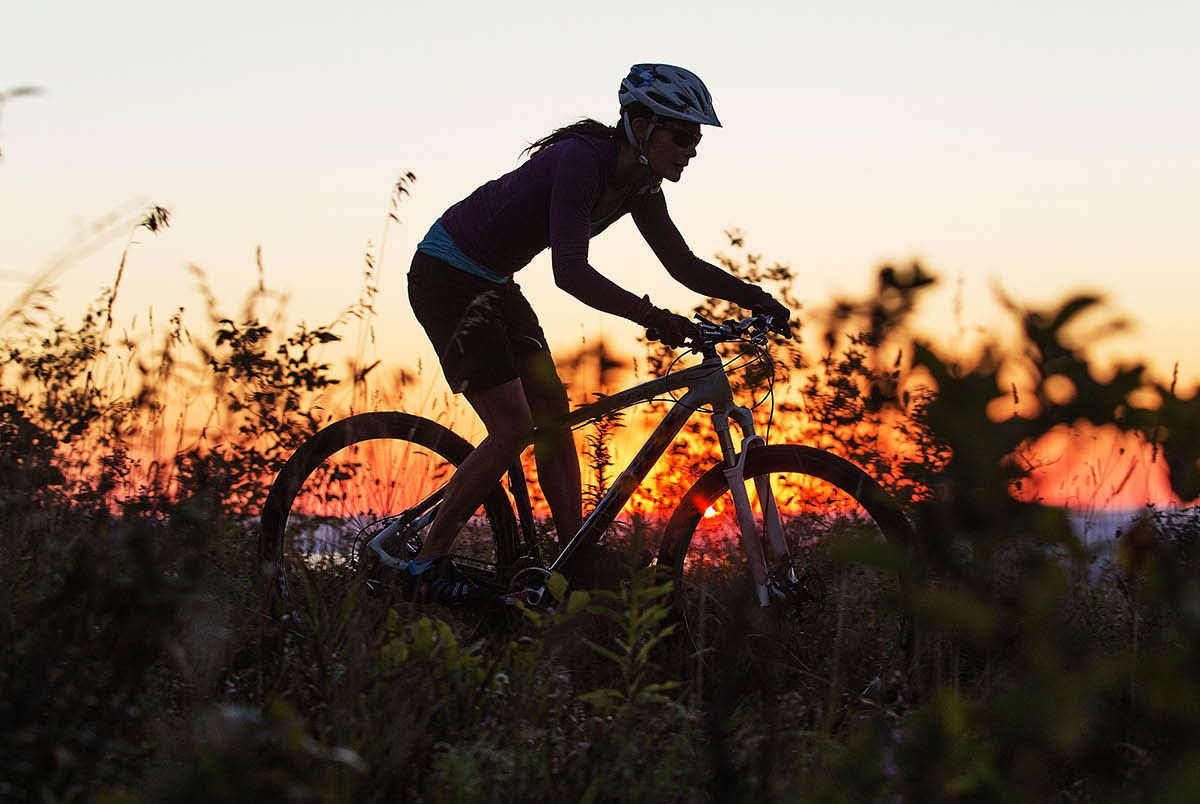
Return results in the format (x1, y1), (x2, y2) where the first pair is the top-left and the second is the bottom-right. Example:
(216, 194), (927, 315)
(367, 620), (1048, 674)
(3, 1), (1198, 388)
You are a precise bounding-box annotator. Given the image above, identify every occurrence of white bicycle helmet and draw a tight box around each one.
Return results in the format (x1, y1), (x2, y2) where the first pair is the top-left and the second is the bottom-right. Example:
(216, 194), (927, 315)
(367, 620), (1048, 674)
(618, 63), (721, 127)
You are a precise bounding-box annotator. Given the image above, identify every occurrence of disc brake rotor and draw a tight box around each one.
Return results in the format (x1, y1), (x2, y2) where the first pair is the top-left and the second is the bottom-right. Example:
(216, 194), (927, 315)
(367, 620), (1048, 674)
(769, 565), (826, 621)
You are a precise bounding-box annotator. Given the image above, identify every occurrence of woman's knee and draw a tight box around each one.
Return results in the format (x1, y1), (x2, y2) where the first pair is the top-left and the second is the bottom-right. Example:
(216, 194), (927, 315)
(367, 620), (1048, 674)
(490, 418), (534, 456)
(467, 380), (535, 455)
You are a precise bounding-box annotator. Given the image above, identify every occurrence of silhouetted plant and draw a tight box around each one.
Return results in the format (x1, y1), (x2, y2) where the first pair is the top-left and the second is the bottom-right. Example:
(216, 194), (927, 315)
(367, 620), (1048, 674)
(8, 213), (1200, 802)
(582, 397), (624, 513)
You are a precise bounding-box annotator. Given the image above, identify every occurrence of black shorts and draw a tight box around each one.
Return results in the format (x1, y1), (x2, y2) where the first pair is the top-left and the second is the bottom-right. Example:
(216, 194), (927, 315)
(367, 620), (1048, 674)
(408, 250), (549, 394)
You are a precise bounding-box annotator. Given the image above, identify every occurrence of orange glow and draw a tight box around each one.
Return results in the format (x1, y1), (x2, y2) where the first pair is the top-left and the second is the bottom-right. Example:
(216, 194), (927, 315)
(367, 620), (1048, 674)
(1014, 422), (1179, 509)
(33, 317), (1183, 527)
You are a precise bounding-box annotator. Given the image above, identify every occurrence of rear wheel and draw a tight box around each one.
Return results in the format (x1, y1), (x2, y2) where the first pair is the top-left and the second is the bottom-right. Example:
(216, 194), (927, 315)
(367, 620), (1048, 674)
(659, 445), (916, 701)
(258, 412), (520, 627)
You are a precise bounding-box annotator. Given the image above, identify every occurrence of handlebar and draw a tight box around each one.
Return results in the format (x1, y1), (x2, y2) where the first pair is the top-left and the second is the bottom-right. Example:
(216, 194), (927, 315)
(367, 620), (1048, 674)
(646, 312), (783, 351)
(691, 312), (781, 347)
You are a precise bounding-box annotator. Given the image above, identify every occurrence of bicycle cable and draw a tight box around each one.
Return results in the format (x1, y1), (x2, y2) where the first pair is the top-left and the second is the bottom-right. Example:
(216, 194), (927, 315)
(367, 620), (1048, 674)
(565, 345), (737, 430)
(567, 320), (783, 430)
(750, 339), (778, 442)
(649, 341), (760, 414)
(649, 334), (781, 421)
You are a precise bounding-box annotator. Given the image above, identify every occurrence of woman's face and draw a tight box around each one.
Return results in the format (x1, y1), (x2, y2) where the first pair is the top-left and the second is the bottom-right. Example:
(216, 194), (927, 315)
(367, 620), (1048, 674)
(641, 118), (702, 182)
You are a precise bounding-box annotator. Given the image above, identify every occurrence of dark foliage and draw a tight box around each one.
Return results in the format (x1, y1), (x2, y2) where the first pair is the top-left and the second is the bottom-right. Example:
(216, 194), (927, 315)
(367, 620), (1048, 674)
(4, 233), (1200, 801)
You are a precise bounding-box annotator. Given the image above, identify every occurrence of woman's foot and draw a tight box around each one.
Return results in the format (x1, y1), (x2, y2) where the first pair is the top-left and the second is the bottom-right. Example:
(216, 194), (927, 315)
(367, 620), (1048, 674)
(404, 557), (493, 605)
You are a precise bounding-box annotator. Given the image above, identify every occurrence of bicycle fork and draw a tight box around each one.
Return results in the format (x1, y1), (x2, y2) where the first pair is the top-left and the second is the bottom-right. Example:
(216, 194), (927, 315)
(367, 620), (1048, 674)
(714, 407), (796, 606)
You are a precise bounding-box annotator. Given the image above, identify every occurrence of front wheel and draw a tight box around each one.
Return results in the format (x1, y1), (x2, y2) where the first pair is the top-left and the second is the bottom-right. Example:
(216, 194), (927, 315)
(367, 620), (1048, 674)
(258, 412), (520, 626)
(658, 445), (916, 695)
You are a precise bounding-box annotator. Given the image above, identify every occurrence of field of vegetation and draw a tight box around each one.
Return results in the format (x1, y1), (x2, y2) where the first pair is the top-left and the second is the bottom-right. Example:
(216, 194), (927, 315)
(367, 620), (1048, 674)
(4, 207), (1200, 802)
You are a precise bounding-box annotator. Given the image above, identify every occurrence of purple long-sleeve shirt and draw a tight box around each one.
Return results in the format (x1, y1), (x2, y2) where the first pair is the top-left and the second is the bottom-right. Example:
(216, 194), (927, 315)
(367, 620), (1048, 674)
(439, 134), (761, 324)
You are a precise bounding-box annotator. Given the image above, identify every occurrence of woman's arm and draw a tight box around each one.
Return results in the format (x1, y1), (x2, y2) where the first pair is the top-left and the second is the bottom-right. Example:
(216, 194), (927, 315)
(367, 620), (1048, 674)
(547, 143), (654, 323)
(631, 190), (772, 308)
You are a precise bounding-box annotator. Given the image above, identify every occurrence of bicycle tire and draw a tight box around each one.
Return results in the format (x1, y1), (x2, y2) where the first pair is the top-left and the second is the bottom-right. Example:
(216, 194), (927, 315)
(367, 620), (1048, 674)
(658, 444), (916, 692)
(259, 412), (520, 623)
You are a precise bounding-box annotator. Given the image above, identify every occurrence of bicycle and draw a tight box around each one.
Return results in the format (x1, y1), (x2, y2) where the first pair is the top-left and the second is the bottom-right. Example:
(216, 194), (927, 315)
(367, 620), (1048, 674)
(258, 313), (916, 651)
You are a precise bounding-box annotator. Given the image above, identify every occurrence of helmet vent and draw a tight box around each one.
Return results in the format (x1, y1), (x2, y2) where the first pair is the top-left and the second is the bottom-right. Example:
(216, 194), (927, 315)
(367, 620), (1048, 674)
(646, 91), (687, 112)
(618, 63), (721, 128)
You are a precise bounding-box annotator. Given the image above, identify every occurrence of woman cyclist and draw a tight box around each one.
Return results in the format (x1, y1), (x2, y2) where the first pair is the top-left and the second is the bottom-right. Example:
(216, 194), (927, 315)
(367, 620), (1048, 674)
(405, 63), (791, 602)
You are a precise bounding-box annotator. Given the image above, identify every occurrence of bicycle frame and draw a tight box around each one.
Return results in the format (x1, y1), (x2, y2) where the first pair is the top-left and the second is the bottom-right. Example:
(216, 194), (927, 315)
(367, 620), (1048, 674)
(545, 346), (795, 603)
(367, 346), (794, 603)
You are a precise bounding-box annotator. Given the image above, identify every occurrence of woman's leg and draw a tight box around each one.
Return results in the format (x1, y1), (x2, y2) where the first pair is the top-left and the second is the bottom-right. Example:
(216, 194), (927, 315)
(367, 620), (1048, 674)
(519, 349), (582, 546)
(414, 378), (533, 561)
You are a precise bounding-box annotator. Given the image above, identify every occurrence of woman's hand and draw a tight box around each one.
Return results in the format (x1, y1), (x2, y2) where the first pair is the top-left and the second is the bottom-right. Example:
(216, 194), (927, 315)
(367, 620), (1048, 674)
(748, 293), (792, 337)
(642, 306), (699, 347)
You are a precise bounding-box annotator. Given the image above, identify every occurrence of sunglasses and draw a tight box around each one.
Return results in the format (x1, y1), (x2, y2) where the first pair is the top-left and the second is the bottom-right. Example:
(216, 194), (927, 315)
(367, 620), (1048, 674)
(660, 125), (702, 149)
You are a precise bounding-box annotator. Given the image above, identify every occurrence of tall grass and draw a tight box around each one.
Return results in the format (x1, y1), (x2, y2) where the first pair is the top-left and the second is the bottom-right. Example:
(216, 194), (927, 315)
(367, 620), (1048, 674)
(4, 213), (1200, 801)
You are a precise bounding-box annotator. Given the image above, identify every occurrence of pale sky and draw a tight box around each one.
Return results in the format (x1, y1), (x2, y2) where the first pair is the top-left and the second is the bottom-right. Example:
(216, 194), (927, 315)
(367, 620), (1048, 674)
(3, 0), (1198, 384)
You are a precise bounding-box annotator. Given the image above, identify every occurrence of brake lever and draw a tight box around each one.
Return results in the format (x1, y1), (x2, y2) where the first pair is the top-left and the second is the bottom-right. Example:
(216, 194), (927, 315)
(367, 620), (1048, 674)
(689, 315), (768, 347)
(690, 319), (725, 343)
